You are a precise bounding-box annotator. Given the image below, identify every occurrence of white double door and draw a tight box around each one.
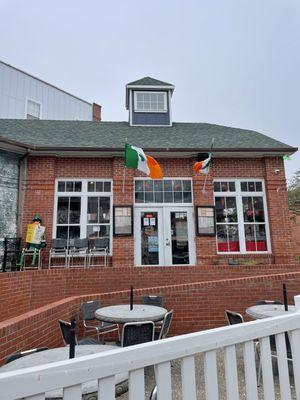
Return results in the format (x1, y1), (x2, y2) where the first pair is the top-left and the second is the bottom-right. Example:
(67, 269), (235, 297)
(134, 206), (196, 266)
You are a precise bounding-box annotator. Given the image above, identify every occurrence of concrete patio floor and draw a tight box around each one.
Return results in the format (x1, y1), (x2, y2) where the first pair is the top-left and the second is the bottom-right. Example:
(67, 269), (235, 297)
(118, 345), (296, 399)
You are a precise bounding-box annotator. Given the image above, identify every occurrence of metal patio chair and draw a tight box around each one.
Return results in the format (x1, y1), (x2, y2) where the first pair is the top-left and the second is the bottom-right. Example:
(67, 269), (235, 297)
(225, 309), (244, 325)
(49, 239), (68, 268)
(58, 319), (104, 346)
(68, 238), (88, 268)
(256, 300), (283, 305)
(88, 238), (109, 267)
(155, 309), (174, 340)
(142, 295), (164, 308)
(81, 300), (120, 342)
(121, 321), (155, 347)
(4, 347), (48, 364)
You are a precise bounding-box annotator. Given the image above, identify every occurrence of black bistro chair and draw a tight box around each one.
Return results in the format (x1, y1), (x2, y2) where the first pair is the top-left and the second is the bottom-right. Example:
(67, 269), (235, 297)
(81, 300), (120, 342)
(2, 237), (21, 272)
(225, 310), (244, 325)
(59, 319), (103, 346)
(121, 321), (155, 347)
(4, 347), (48, 364)
(142, 295), (164, 308)
(256, 300), (283, 305)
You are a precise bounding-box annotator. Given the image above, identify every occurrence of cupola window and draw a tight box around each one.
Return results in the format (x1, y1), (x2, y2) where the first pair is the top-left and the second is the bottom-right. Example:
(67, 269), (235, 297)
(134, 91), (167, 113)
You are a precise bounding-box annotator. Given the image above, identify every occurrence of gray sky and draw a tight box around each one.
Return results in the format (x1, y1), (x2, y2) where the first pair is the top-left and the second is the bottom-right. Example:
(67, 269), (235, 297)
(0, 0), (299, 180)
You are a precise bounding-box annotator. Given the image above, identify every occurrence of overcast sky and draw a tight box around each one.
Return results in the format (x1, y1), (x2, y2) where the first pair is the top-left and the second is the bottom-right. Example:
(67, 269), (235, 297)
(0, 0), (299, 180)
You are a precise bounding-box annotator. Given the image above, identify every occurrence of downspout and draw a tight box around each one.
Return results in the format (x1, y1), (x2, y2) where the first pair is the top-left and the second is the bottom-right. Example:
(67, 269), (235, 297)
(17, 151), (29, 238)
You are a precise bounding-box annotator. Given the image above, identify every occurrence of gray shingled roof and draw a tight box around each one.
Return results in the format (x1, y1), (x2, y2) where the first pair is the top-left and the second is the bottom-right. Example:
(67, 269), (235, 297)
(0, 119), (296, 153)
(126, 76), (174, 87)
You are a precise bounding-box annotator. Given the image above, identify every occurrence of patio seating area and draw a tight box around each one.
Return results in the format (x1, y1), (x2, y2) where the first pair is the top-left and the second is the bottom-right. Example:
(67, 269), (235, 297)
(1, 295), (300, 400)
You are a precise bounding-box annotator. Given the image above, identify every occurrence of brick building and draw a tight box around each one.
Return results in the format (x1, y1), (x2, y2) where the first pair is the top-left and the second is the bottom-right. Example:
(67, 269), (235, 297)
(0, 77), (297, 267)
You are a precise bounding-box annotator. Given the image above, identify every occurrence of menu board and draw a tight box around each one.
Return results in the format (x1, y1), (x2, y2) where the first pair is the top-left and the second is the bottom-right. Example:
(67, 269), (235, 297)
(113, 206), (133, 236)
(196, 206), (216, 236)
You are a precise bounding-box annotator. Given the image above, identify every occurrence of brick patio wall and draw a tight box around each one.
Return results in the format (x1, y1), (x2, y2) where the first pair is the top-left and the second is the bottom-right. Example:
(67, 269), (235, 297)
(21, 155), (294, 267)
(1, 271), (300, 364)
(1, 264), (299, 322)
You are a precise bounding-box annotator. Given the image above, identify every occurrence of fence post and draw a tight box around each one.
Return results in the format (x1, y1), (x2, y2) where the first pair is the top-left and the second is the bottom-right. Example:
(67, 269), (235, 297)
(294, 295), (300, 311)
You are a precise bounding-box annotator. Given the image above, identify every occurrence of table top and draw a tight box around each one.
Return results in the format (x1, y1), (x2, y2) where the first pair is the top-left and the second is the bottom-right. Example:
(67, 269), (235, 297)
(0, 345), (128, 398)
(246, 304), (296, 319)
(95, 304), (168, 323)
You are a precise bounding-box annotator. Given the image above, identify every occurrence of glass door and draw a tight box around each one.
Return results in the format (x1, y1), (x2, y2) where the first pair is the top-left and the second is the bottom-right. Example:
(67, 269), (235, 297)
(164, 207), (196, 265)
(134, 207), (195, 266)
(134, 208), (163, 266)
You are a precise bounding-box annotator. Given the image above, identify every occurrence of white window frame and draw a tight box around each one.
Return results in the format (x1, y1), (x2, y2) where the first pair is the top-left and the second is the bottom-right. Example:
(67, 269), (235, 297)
(133, 91), (167, 113)
(134, 177), (193, 206)
(53, 178), (113, 255)
(25, 98), (42, 119)
(214, 178), (271, 254)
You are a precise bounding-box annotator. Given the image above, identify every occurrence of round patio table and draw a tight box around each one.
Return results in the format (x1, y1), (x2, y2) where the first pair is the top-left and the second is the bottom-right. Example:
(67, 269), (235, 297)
(95, 304), (167, 324)
(246, 304), (296, 319)
(0, 345), (128, 399)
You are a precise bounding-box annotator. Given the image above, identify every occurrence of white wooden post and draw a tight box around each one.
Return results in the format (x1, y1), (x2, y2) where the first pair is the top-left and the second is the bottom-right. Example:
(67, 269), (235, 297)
(294, 295), (300, 311)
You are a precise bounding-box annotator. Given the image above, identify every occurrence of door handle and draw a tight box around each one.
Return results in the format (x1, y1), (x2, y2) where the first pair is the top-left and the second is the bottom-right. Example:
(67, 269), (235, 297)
(165, 238), (171, 246)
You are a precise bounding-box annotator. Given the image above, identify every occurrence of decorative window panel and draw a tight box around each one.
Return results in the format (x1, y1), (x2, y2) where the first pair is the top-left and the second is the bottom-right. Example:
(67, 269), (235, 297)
(134, 91), (167, 112)
(135, 179), (192, 204)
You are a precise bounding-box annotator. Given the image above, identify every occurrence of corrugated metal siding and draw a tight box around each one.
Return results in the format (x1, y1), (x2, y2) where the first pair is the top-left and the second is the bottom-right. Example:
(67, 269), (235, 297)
(0, 62), (93, 120)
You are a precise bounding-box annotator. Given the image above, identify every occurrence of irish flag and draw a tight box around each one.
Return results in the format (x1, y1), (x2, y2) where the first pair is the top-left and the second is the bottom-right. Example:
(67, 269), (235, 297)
(193, 154), (211, 174)
(124, 144), (163, 179)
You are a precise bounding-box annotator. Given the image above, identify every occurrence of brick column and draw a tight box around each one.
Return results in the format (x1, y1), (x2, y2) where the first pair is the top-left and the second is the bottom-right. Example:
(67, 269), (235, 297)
(112, 157), (134, 267)
(193, 161), (216, 266)
(264, 157), (294, 263)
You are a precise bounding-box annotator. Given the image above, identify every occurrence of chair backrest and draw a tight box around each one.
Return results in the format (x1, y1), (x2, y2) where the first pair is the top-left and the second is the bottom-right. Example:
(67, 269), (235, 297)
(89, 238), (109, 250)
(158, 309), (174, 340)
(59, 319), (78, 346)
(121, 321), (155, 347)
(225, 310), (244, 325)
(142, 295), (164, 308)
(256, 300), (283, 305)
(51, 238), (67, 249)
(74, 238), (88, 249)
(4, 347), (48, 364)
(4, 237), (21, 252)
(81, 300), (101, 321)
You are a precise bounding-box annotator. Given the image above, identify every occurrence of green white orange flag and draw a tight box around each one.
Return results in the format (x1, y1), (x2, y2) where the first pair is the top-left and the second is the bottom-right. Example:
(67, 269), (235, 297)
(193, 154), (211, 175)
(124, 143), (163, 179)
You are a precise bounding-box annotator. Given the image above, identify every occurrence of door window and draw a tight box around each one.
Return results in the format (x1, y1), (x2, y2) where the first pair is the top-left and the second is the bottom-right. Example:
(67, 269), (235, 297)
(140, 212), (159, 265)
(170, 212), (189, 264)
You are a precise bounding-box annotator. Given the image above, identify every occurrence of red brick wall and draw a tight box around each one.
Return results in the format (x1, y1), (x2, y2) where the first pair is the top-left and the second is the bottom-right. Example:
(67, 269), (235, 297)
(1, 264), (299, 322)
(21, 155), (294, 267)
(291, 214), (300, 257)
(1, 271), (300, 364)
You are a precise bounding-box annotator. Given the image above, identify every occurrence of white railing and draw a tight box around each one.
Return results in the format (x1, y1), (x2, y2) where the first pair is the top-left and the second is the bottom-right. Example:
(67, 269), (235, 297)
(1, 296), (300, 400)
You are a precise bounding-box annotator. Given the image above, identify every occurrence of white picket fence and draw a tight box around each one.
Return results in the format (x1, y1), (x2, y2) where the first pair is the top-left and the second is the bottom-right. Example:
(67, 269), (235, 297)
(1, 296), (300, 400)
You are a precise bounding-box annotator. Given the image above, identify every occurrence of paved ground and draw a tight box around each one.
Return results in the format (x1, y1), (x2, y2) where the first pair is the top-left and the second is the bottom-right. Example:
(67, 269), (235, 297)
(118, 345), (296, 399)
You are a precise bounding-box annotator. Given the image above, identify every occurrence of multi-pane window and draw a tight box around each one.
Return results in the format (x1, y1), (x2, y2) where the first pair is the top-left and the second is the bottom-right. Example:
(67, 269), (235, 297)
(54, 180), (112, 251)
(135, 179), (192, 204)
(26, 99), (41, 119)
(214, 180), (270, 253)
(134, 92), (167, 112)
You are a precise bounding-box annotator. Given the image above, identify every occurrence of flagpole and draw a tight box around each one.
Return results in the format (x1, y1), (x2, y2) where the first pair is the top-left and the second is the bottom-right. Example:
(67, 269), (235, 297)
(202, 137), (215, 193)
(122, 138), (127, 194)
